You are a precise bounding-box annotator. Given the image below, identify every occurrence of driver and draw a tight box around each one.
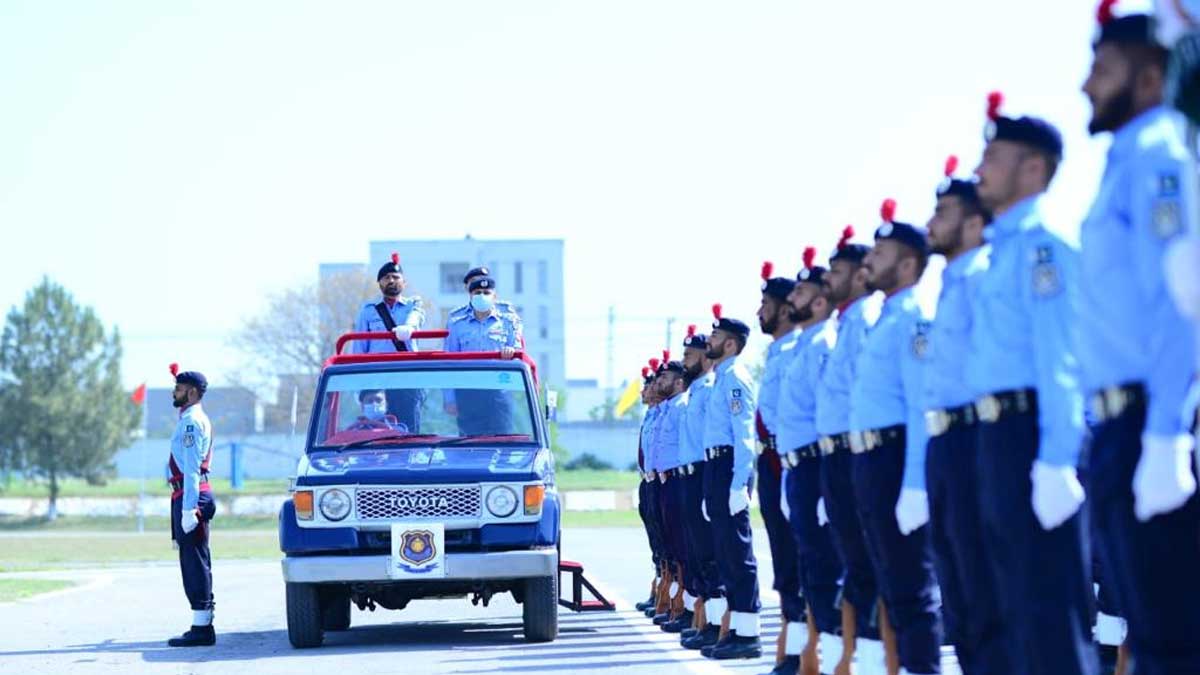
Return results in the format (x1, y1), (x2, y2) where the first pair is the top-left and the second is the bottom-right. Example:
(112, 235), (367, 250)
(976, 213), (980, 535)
(346, 390), (409, 432)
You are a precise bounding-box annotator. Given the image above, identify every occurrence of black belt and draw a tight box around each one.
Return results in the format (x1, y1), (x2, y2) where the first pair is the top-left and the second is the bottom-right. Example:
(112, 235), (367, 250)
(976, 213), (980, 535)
(975, 388), (1037, 424)
(169, 472), (209, 491)
(782, 441), (822, 468)
(761, 435), (777, 454)
(1089, 383), (1146, 423)
(678, 461), (704, 476)
(849, 424), (905, 454)
(705, 445), (732, 460)
(818, 432), (852, 456)
(925, 402), (978, 437)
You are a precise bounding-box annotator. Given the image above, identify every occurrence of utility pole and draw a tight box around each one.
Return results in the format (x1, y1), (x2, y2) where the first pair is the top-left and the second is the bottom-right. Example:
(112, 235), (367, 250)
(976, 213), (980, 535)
(665, 317), (676, 354)
(605, 305), (615, 417)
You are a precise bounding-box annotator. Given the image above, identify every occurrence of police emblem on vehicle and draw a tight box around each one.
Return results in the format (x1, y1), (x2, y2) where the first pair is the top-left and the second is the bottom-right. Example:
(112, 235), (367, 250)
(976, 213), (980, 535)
(400, 530), (436, 565)
(389, 522), (446, 578)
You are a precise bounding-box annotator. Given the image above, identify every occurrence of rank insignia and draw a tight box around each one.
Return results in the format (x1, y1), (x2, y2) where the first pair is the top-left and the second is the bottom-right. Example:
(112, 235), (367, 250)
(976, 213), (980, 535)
(186, 425), (194, 432)
(912, 321), (931, 358)
(730, 398), (743, 414)
(399, 530), (436, 566)
(1031, 245), (1061, 297)
(183, 433), (195, 448)
(731, 388), (742, 398)
(1153, 199), (1181, 238)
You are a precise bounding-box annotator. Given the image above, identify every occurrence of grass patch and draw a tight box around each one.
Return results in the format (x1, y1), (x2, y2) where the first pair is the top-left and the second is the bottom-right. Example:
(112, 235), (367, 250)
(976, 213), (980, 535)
(0, 578), (76, 602)
(0, 515), (278, 532)
(555, 469), (639, 492)
(0, 531), (280, 572)
(0, 477), (287, 499)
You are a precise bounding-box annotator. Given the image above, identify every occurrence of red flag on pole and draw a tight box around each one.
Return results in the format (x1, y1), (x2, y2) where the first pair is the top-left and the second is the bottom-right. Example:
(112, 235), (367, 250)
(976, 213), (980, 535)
(130, 383), (147, 405)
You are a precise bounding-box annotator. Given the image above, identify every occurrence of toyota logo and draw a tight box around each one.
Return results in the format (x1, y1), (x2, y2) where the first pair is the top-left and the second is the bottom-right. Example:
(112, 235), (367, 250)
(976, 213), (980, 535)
(392, 495), (450, 510)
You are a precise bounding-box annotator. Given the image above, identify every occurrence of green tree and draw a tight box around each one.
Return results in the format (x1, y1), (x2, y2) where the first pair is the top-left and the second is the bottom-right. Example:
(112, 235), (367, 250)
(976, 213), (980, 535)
(0, 278), (138, 519)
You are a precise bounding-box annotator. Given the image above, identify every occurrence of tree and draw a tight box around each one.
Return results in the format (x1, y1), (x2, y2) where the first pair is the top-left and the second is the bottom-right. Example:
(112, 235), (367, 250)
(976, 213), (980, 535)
(0, 278), (139, 518)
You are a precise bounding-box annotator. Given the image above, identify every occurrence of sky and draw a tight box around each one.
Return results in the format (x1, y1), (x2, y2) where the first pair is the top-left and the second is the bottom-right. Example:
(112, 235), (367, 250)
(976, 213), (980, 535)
(0, 0), (1152, 395)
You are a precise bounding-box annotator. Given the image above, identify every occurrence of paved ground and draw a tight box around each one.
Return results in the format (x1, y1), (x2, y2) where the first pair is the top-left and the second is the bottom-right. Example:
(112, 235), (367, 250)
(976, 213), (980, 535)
(0, 527), (960, 674)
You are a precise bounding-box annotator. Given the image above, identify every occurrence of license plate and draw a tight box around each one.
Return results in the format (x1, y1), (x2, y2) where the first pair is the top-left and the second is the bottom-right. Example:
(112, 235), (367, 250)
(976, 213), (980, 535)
(389, 522), (446, 579)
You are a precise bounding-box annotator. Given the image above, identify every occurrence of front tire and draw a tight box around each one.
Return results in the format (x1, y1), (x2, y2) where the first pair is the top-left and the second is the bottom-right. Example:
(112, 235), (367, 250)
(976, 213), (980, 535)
(286, 582), (324, 648)
(522, 572), (559, 643)
(321, 588), (352, 632)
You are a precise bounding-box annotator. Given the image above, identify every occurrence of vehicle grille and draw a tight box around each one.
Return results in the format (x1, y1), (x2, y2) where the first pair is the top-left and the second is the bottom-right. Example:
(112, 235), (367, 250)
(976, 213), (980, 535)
(355, 485), (482, 520)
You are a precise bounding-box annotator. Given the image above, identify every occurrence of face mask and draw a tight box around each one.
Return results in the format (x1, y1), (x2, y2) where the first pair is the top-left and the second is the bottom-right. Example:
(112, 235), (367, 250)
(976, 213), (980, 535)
(363, 401), (387, 420)
(470, 294), (495, 312)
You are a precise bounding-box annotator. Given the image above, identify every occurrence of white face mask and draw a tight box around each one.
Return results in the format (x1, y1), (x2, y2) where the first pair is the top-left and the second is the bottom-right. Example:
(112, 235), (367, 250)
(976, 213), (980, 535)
(470, 293), (495, 312)
(363, 401), (387, 420)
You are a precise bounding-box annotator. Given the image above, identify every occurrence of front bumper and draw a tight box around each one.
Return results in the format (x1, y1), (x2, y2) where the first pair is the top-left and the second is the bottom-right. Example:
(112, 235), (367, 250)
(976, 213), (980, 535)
(281, 549), (557, 583)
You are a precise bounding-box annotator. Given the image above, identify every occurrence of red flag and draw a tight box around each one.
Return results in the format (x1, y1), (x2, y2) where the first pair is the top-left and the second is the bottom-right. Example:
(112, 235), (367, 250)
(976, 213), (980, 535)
(130, 383), (147, 405)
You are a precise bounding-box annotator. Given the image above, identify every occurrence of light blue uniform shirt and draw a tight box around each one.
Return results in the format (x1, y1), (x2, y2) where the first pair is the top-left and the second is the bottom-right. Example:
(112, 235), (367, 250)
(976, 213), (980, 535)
(444, 311), (524, 352)
(1079, 106), (1199, 435)
(702, 356), (759, 490)
(679, 371), (715, 465)
(352, 296), (425, 353)
(449, 299), (519, 324)
(815, 293), (884, 436)
(849, 287), (932, 489)
(759, 328), (804, 437)
(966, 194), (1084, 467)
(923, 245), (991, 410)
(652, 391), (687, 472)
(640, 404), (661, 472)
(170, 403), (212, 512)
(776, 318), (836, 453)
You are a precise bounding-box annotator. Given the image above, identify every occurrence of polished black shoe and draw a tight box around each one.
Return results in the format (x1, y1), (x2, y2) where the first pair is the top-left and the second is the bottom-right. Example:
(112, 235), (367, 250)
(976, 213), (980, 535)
(1098, 644), (1119, 675)
(763, 654), (800, 675)
(682, 624), (720, 650)
(661, 610), (694, 633)
(167, 625), (215, 647)
(651, 612), (672, 625)
(701, 634), (733, 658)
(680, 626), (699, 639)
(635, 594), (656, 612)
(711, 633), (762, 660)
(643, 606), (657, 618)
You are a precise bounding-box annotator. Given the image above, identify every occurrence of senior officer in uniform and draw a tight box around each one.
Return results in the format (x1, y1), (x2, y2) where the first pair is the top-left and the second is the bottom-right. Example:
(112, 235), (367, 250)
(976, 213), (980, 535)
(166, 364), (218, 647)
(919, 156), (1009, 675)
(852, 200), (942, 675)
(701, 304), (762, 660)
(776, 249), (845, 675)
(755, 261), (808, 671)
(448, 266), (521, 324)
(444, 276), (523, 436)
(636, 366), (666, 616)
(1080, 7), (1200, 672)
(353, 252), (426, 431)
(969, 92), (1097, 675)
(815, 228), (887, 675)
(653, 358), (694, 632)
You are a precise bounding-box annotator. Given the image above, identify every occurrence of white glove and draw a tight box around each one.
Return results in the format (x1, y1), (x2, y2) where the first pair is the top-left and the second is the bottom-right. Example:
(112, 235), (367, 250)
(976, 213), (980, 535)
(181, 508), (199, 534)
(701, 499), (710, 522)
(1134, 433), (1197, 522)
(816, 498), (828, 526)
(1030, 460), (1086, 530)
(729, 486), (751, 516)
(895, 488), (930, 536)
(780, 469), (792, 520)
(392, 325), (414, 342)
(1165, 235), (1200, 320)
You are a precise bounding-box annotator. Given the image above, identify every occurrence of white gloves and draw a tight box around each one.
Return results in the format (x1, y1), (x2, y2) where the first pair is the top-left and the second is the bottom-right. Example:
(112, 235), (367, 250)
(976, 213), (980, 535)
(701, 499), (710, 522)
(729, 486), (751, 516)
(816, 498), (828, 527)
(181, 508), (199, 534)
(895, 488), (930, 536)
(780, 470), (791, 520)
(1134, 434), (1197, 522)
(392, 325), (414, 342)
(1165, 236), (1200, 319)
(1031, 460), (1086, 530)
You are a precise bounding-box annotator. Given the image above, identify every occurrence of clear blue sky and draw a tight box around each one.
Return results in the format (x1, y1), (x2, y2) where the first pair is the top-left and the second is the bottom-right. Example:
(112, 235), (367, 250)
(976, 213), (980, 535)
(0, 0), (1144, 394)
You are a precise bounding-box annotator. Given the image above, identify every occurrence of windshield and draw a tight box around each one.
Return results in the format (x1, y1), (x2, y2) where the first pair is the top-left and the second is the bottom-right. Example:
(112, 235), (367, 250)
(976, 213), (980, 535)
(311, 367), (538, 450)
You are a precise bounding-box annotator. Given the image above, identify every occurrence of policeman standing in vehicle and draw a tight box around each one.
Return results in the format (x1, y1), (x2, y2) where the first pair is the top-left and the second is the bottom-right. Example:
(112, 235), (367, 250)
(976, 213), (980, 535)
(701, 304), (762, 660)
(1080, 6), (1200, 672)
(969, 92), (1097, 675)
(166, 364), (218, 647)
(449, 266), (522, 329)
(444, 276), (523, 435)
(353, 252), (426, 431)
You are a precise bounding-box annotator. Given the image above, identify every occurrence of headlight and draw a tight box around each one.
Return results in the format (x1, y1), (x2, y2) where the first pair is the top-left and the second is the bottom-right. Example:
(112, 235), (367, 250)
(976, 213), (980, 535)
(485, 486), (518, 518)
(319, 489), (351, 521)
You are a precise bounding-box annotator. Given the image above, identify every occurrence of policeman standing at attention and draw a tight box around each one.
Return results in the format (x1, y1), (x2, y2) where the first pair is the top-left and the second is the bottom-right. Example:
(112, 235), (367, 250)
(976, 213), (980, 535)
(851, 199), (942, 675)
(353, 252), (426, 431)
(919, 156), (1009, 674)
(642, 359), (673, 620)
(1080, 4), (1200, 672)
(448, 266), (521, 325)
(815, 228), (887, 675)
(653, 357), (694, 632)
(444, 276), (523, 435)
(636, 366), (665, 616)
(166, 363), (218, 647)
(969, 92), (1097, 675)
(776, 248), (845, 675)
(701, 304), (762, 660)
(755, 261), (809, 672)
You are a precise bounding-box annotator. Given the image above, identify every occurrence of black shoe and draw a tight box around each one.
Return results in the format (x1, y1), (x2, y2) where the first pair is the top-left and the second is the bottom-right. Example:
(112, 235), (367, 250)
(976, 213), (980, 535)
(763, 655), (800, 675)
(1098, 644), (1119, 675)
(635, 595), (656, 612)
(683, 624), (720, 650)
(661, 610), (694, 633)
(681, 627), (699, 639)
(167, 625), (215, 647)
(651, 612), (671, 625)
(712, 633), (762, 660)
(643, 606), (657, 618)
(701, 634), (733, 658)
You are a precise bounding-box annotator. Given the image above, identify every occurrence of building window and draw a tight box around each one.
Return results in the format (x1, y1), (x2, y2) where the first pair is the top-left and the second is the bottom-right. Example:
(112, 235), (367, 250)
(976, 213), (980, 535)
(488, 260), (499, 284)
(537, 261), (547, 294)
(440, 262), (470, 294)
(540, 353), (550, 381)
(538, 306), (549, 339)
(513, 261), (524, 294)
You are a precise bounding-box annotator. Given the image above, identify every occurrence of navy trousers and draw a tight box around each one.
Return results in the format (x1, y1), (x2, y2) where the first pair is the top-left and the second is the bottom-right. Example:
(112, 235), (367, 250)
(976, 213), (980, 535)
(703, 450), (760, 614)
(976, 410), (1097, 675)
(758, 451), (806, 622)
(658, 473), (688, 574)
(926, 427), (1009, 675)
(171, 491), (216, 612)
(681, 465), (724, 599)
(639, 479), (663, 570)
(1088, 403), (1200, 675)
(819, 445), (881, 640)
(852, 436), (942, 674)
(784, 454), (844, 634)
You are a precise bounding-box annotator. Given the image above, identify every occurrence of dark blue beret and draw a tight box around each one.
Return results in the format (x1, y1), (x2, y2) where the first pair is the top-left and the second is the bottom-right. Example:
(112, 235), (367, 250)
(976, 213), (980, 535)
(683, 333), (709, 350)
(464, 266), (491, 284)
(986, 115), (1064, 160)
(797, 265), (827, 285)
(176, 370), (208, 394)
(1097, 13), (1160, 48)
(937, 178), (986, 213)
(661, 360), (685, 376)
(761, 277), (795, 302)
(830, 243), (869, 265)
(377, 253), (404, 280)
(468, 276), (496, 292)
(712, 317), (751, 339)
(875, 221), (929, 255)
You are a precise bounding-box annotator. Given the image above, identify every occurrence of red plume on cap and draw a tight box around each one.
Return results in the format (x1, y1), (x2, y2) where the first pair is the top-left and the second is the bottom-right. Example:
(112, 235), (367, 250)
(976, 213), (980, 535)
(686, 324), (696, 338)
(880, 198), (897, 223)
(642, 366), (651, 378)
(986, 91), (1004, 121)
(649, 358), (661, 370)
(169, 362), (179, 378)
(944, 155), (959, 178)
(837, 225), (855, 250)
(390, 252), (400, 266)
(712, 303), (723, 320)
(761, 261), (774, 281)
(662, 349), (670, 363)
(1097, 0), (1118, 25)
(802, 246), (816, 270)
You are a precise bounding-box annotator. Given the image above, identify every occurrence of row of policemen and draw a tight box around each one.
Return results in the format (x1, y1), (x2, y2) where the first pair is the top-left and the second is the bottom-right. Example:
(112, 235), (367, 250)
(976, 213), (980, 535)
(632, 5), (1200, 674)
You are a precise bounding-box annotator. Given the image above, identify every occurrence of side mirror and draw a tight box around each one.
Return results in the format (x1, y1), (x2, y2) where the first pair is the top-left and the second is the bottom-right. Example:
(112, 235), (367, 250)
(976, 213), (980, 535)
(545, 390), (558, 422)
